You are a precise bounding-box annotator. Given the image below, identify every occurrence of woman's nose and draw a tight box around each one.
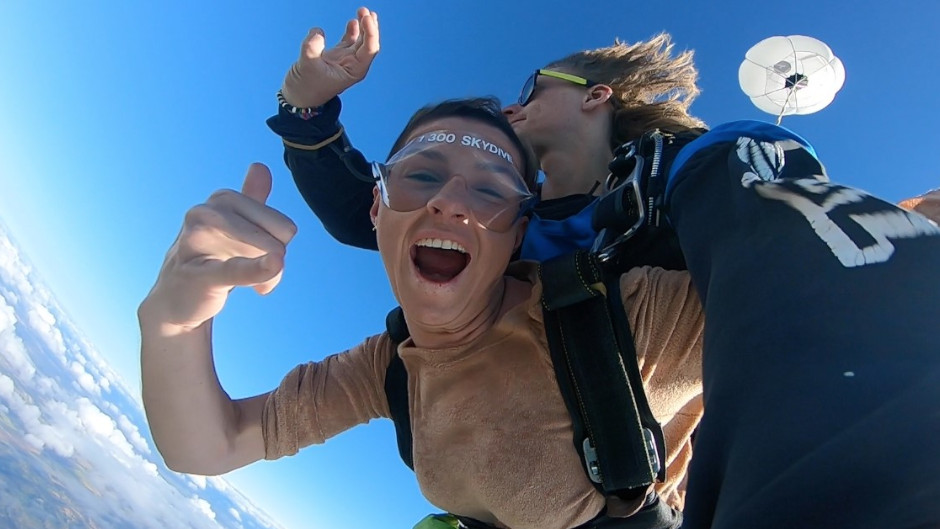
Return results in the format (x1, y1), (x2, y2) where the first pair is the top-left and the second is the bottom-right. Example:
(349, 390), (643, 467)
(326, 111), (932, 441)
(426, 177), (472, 222)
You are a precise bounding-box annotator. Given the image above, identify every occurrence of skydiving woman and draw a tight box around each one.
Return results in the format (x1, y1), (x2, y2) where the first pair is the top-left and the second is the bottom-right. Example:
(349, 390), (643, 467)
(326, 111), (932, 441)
(139, 97), (704, 529)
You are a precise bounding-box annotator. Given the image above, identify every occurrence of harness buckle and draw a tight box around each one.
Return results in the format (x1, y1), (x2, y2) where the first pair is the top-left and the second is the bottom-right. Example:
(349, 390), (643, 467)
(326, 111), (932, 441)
(591, 153), (647, 262)
(583, 437), (603, 484)
(643, 427), (662, 475)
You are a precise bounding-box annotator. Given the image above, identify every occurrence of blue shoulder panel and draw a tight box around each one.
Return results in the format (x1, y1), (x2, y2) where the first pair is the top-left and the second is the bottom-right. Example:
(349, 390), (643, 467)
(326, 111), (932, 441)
(665, 120), (818, 200)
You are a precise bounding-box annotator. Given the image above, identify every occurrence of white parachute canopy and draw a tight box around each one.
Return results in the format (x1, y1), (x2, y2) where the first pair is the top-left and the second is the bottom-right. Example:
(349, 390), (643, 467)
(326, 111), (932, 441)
(738, 35), (845, 124)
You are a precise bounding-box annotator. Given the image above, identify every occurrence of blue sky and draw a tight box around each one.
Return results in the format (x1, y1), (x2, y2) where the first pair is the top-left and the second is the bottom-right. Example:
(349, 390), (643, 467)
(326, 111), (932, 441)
(1, 1), (937, 528)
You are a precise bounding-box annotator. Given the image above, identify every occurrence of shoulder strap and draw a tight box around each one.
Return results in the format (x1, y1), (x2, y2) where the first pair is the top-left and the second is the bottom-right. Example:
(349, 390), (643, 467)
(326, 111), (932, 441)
(384, 306), (414, 469)
(540, 250), (666, 497)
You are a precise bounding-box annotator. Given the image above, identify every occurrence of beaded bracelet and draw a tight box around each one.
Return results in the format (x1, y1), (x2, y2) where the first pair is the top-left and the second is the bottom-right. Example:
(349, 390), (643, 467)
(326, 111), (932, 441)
(277, 90), (323, 120)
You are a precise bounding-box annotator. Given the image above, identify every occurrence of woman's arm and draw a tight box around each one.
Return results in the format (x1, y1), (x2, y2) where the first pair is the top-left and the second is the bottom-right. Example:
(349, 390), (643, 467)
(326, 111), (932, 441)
(139, 164), (297, 475)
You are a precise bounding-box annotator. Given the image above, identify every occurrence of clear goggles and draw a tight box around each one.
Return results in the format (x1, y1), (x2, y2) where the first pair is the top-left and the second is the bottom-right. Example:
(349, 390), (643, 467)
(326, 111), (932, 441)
(372, 130), (536, 232)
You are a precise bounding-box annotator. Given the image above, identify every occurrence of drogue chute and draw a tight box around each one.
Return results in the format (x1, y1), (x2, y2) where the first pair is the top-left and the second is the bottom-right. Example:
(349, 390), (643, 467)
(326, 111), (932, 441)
(738, 35), (845, 124)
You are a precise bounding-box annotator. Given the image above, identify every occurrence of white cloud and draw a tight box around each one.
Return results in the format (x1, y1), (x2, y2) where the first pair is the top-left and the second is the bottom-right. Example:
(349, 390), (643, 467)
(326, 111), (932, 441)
(25, 302), (67, 360)
(190, 474), (207, 489)
(0, 295), (36, 381)
(34, 374), (58, 396)
(0, 384), (75, 458)
(70, 361), (100, 395)
(73, 333), (133, 399)
(32, 283), (60, 320)
(140, 459), (160, 478)
(118, 413), (151, 455)
(0, 292), (17, 330)
(191, 496), (217, 520)
(76, 398), (140, 461)
(17, 400), (42, 424)
(32, 422), (76, 458)
(0, 285), (20, 306)
(0, 231), (34, 297)
(27, 301), (55, 329)
(77, 398), (118, 437)
(0, 222), (289, 529)
(0, 374), (13, 397)
(22, 432), (44, 451)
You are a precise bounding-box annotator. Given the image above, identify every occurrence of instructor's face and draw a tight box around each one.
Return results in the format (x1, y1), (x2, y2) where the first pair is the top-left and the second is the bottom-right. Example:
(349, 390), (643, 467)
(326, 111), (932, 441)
(502, 68), (593, 153)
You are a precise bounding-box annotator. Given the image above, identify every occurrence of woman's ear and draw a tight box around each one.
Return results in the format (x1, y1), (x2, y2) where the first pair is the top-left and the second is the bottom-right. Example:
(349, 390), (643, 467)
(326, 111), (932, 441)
(583, 84), (614, 110)
(370, 186), (381, 227)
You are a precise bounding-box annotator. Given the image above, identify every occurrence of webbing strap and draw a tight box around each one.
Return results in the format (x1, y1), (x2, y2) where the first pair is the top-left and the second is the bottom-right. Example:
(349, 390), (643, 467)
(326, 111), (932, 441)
(540, 250), (666, 495)
(385, 307), (414, 469)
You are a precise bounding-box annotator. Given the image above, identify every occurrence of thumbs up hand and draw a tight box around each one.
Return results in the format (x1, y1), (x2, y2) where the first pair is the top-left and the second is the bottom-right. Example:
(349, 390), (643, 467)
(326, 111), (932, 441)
(143, 163), (298, 331)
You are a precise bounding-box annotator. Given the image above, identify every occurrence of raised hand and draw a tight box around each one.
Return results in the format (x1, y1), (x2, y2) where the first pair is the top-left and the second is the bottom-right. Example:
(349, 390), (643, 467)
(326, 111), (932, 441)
(145, 163), (298, 330)
(280, 7), (380, 109)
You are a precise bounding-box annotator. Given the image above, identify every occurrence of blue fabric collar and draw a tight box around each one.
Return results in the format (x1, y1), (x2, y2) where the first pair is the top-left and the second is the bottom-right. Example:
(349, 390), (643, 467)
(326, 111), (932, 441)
(520, 197), (600, 261)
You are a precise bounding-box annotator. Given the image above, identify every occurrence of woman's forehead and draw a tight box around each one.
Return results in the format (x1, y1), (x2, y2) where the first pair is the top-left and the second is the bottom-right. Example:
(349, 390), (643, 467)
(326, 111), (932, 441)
(407, 116), (500, 139)
(400, 118), (524, 172)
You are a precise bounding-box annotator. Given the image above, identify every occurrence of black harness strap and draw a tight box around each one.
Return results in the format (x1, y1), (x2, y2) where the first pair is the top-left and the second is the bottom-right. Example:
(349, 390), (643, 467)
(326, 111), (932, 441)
(384, 306), (414, 470)
(540, 250), (666, 496)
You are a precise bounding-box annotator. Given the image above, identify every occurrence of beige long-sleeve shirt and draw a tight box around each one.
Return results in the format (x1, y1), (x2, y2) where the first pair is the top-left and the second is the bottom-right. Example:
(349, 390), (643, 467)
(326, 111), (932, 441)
(262, 263), (704, 529)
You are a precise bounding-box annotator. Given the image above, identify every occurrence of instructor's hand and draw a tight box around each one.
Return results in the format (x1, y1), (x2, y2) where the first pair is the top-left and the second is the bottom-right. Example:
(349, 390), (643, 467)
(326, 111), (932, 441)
(281, 7), (380, 109)
(145, 163), (298, 330)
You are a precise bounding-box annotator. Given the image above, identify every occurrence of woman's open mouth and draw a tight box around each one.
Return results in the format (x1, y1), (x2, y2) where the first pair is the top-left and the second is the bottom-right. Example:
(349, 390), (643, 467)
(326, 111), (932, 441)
(412, 238), (470, 283)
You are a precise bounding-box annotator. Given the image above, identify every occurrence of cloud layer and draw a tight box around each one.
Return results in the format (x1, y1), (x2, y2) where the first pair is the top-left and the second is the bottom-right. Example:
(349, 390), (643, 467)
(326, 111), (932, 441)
(0, 220), (286, 529)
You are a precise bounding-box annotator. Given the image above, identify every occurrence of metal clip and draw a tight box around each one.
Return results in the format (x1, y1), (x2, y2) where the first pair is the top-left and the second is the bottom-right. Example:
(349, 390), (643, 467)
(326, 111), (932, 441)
(592, 156), (647, 262)
(643, 428), (661, 475)
(604, 142), (637, 192)
(583, 438), (603, 484)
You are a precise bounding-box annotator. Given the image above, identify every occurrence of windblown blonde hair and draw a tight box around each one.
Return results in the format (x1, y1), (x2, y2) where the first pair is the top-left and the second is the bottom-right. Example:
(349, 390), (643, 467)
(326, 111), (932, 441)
(548, 33), (706, 147)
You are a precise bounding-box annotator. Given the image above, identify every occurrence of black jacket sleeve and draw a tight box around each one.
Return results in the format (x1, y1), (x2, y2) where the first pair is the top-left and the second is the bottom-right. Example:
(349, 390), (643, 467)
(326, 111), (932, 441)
(266, 96), (378, 250)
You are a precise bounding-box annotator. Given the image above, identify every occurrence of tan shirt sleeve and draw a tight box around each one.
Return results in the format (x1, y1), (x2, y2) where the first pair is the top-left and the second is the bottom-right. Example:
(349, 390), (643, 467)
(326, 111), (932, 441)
(619, 267), (704, 424)
(261, 333), (396, 460)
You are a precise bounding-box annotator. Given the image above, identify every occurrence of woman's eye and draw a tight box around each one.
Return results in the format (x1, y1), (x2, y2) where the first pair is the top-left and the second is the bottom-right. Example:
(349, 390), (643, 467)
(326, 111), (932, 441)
(474, 186), (507, 200)
(403, 172), (441, 184)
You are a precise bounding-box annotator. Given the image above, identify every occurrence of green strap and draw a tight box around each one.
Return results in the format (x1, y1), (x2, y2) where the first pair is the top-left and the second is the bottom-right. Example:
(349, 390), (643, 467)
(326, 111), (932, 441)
(413, 513), (459, 529)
